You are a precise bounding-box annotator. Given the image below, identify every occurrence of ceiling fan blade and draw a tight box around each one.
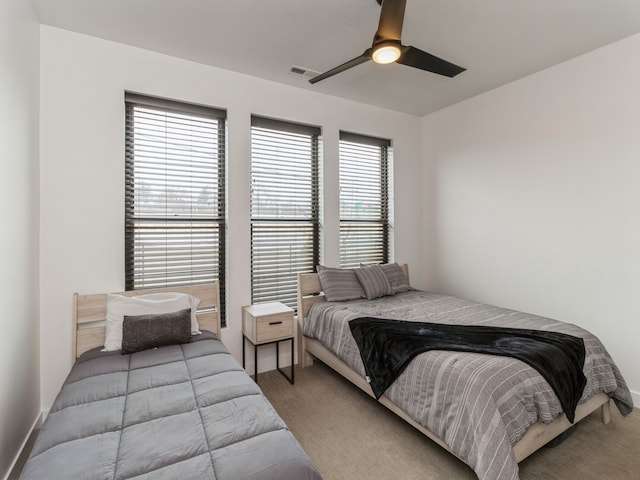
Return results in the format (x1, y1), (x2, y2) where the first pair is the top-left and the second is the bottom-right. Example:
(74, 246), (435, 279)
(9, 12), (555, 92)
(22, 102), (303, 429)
(309, 50), (372, 84)
(398, 45), (465, 78)
(375, 0), (406, 42)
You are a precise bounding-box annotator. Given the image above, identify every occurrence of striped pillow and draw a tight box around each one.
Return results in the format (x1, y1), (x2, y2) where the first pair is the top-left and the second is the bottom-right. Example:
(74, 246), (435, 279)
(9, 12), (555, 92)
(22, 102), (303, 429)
(317, 266), (365, 302)
(380, 262), (410, 294)
(354, 264), (393, 300)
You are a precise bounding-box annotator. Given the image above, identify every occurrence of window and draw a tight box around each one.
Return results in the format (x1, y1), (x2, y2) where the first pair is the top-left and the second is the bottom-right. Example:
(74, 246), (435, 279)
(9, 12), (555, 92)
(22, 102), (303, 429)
(250, 116), (320, 310)
(339, 131), (391, 268)
(125, 93), (226, 322)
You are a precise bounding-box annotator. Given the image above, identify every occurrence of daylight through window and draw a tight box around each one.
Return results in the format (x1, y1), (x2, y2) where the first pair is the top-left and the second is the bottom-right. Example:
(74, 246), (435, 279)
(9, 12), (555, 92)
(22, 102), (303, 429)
(124, 93), (226, 322)
(339, 131), (391, 268)
(250, 116), (320, 310)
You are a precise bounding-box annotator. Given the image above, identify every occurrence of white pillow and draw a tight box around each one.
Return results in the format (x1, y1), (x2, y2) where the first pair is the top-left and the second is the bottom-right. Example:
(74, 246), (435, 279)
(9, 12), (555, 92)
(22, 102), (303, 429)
(103, 292), (201, 351)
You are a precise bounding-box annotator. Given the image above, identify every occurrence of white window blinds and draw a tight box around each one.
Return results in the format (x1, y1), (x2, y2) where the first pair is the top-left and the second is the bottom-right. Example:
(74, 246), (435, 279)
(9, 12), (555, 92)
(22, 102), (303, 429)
(339, 131), (391, 268)
(125, 93), (226, 321)
(250, 116), (320, 310)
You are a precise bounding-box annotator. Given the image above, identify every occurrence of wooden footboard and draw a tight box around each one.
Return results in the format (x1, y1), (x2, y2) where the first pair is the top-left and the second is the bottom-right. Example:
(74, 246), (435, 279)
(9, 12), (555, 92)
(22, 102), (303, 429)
(296, 267), (612, 466)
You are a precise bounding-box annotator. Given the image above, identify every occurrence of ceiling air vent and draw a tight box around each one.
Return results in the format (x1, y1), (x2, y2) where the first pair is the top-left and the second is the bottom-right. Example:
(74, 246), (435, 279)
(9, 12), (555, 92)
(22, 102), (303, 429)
(288, 65), (321, 79)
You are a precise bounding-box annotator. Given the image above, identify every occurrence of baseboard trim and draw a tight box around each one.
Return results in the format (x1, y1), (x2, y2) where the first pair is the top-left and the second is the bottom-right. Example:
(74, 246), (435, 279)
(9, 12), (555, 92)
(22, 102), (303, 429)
(4, 412), (43, 480)
(630, 389), (639, 408)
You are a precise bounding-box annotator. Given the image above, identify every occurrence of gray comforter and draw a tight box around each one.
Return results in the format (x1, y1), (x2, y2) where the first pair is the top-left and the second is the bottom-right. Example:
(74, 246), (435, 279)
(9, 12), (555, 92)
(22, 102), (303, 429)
(304, 290), (633, 480)
(21, 332), (322, 480)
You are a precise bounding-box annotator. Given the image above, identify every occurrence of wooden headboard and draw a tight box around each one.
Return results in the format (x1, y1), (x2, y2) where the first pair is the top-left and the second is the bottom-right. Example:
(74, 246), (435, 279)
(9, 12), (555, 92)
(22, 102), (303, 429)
(72, 282), (221, 360)
(297, 264), (410, 323)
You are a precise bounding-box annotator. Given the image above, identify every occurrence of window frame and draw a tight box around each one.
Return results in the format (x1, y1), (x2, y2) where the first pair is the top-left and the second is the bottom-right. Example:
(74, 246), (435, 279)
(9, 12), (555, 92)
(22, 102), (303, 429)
(339, 130), (391, 268)
(124, 92), (227, 323)
(250, 115), (321, 311)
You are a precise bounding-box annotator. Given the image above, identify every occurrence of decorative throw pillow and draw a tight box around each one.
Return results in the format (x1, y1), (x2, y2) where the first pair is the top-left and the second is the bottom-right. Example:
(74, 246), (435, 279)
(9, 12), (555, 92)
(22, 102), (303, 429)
(104, 292), (200, 351)
(354, 264), (393, 299)
(380, 262), (410, 294)
(121, 308), (192, 354)
(317, 266), (366, 302)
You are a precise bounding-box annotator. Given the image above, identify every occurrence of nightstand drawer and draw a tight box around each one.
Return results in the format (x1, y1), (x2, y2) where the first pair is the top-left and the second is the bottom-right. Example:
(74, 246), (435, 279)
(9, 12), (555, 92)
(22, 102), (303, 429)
(255, 313), (293, 343)
(242, 302), (294, 345)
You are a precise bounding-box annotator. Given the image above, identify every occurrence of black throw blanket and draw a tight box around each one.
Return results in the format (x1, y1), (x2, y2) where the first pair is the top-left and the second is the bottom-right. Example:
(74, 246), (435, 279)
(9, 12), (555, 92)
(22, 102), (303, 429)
(349, 318), (587, 423)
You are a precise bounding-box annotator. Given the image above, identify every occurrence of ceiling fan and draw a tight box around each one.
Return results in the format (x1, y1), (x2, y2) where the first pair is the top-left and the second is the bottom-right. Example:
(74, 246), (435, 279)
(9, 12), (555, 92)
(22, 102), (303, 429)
(309, 0), (465, 84)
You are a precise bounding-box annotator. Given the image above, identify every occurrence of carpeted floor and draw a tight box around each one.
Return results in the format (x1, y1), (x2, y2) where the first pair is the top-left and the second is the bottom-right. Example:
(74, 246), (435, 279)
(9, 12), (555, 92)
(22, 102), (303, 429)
(259, 361), (640, 480)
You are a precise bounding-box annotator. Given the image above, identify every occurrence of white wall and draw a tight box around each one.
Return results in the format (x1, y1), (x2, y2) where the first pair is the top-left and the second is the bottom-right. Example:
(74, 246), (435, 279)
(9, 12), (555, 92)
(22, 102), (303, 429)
(421, 33), (640, 404)
(0, 0), (40, 477)
(39, 26), (423, 409)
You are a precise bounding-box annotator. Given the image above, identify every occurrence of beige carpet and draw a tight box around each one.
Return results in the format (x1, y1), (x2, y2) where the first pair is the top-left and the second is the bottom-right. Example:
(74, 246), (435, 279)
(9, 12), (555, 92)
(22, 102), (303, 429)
(260, 362), (640, 480)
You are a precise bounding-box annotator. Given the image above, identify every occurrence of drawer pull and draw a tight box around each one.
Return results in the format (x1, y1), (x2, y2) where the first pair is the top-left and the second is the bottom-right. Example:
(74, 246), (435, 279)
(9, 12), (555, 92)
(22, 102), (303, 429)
(269, 321), (283, 325)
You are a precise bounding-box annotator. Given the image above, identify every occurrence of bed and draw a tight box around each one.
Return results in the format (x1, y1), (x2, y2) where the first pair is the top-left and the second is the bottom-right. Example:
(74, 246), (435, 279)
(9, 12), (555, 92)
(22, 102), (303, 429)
(297, 264), (633, 480)
(21, 283), (322, 480)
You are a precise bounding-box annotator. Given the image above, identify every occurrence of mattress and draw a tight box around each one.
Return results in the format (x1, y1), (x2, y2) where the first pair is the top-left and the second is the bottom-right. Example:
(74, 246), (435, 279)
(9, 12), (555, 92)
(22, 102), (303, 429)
(303, 290), (633, 480)
(21, 332), (322, 480)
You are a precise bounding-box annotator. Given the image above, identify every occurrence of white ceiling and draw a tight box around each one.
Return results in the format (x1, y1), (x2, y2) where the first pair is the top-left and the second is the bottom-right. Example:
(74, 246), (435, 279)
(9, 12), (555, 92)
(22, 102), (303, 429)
(31, 0), (640, 116)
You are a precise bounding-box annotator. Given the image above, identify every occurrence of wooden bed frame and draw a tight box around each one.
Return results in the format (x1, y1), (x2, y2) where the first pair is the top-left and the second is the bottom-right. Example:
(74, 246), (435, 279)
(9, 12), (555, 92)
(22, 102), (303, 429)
(296, 266), (611, 464)
(73, 282), (221, 360)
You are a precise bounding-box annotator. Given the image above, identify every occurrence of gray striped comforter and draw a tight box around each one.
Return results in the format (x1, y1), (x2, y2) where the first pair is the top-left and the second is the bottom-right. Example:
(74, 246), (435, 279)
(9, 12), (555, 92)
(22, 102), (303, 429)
(304, 290), (633, 480)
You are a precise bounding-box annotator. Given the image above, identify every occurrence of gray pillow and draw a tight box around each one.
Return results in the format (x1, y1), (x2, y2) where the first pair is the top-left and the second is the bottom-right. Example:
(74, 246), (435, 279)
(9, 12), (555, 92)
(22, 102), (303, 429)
(121, 308), (192, 354)
(317, 266), (365, 302)
(354, 264), (392, 299)
(380, 262), (410, 294)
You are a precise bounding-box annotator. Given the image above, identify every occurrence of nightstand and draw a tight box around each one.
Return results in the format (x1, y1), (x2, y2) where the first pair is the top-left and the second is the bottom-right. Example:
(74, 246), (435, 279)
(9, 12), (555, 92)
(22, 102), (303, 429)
(242, 302), (294, 385)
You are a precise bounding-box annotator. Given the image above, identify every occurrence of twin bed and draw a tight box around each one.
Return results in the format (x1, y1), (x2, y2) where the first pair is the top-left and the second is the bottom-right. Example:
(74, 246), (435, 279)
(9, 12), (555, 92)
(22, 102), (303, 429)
(297, 264), (633, 480)
(21, 283), (322, 480)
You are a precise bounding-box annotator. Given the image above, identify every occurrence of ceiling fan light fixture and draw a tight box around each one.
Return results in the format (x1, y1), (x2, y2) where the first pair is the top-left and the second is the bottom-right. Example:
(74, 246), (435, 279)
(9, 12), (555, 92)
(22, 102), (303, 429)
(372, 43), (401, 64)
(309, 0), (465, 84)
